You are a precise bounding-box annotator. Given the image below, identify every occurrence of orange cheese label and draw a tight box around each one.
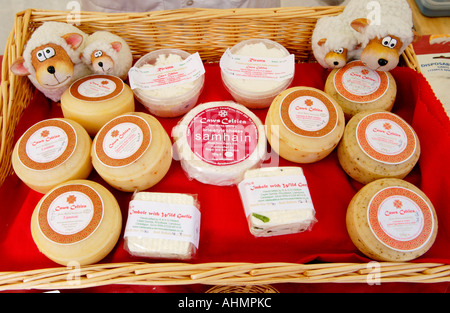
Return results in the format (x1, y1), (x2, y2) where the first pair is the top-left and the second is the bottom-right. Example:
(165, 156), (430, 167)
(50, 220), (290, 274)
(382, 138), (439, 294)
(69, 74), (124, 102)
(279, 88), (338, 138)
(368, 187), (435, 252)
(94, 115), (152, 168)
(17, 119), (77, 171)
(37, 184), (104, 245)
(334, 61), (389, 103)
(356, 112), (417, 164)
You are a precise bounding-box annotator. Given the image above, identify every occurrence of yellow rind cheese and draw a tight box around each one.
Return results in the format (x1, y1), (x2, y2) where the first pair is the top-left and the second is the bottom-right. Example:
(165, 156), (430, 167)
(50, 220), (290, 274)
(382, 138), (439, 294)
(61, 74), (135, 136)
(337, 110), (420, 185)
(346, 178), (438, 262)
(92, 112), (172, 192)
(31, 180), (122, 266)
(12, 118), (93, 194)
(324, 61), (397, 120)
(265, 87), (345, 163)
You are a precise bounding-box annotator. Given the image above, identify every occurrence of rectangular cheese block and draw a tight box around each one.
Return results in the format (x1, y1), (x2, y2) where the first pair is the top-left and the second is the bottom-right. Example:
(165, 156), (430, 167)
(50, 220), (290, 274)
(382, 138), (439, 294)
(124, 192), (201, 260)
(238, 166), (316, 237)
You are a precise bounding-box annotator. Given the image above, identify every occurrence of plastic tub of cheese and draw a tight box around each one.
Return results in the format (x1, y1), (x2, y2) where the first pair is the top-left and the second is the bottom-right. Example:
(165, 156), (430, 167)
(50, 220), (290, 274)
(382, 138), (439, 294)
(220, 39), (295, 109)
(12, 118), (93, 194)
(124, 192), (201, 260)
(238, 166), (317, 237)
(91, 112), (172, 192)
(172, 101), (267, 186)
(31, 179), (122, 266)
(129, 49), (205, 118)
(346, 178), (438, 262)
(61, 74), (135, 136)
(265, 86), (345, 163)
(337, 110), (420, 185)
(324, 61), (397, 120)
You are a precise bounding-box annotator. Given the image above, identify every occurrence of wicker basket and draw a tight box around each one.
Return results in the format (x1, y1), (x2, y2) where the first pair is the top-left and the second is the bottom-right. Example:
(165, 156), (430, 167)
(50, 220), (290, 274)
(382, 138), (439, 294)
(0, 8), (436, 292)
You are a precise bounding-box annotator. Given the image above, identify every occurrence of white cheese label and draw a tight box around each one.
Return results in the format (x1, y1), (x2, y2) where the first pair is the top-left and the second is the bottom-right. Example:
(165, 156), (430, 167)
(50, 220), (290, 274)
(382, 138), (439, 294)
(125, 200), (201, 248)
(238, 175), (315, 218)
(220, 48), (295, 81)
(128, 52), (205, 90)
(288, 96), (330, 132)
(69, 75), (124, 102)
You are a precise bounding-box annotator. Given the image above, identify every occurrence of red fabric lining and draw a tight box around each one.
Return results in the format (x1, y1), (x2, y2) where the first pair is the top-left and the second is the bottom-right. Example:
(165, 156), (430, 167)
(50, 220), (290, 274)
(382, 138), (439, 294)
(0, 63), (449, 292)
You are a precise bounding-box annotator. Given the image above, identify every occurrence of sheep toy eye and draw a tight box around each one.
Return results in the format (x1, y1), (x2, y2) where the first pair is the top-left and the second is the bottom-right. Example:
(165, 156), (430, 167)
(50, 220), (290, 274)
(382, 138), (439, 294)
(334, 48), (344, 54)
(94, 51), (103, 58)
(43, 47), (56, 59)
(381, 36), (397, 49)
(388, 38), (398, 48)
(36, 50), (47, 62)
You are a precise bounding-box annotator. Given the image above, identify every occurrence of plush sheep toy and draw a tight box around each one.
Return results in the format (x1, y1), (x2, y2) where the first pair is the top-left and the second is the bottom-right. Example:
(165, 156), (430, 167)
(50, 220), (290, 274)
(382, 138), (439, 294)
(81, 31), (133, 80)
(311, 14), (360, 69)
(10, 22), (91, 102)
(342, 0), (418, 72)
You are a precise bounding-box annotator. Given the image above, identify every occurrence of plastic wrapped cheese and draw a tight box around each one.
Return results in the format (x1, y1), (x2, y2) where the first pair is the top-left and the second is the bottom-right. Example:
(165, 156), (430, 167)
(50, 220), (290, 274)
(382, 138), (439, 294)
(172, 101), (267, 186)
(324, 61), (397, 120)
(61, 74), (135, 136)
(238, 166), (316, 237)
(346, 178), (438, 262)
(265, 87), (345, 163)
(91, 112), (172, 192)
(124, 192), (201, 260)
(337, 110), (420, 185)
(12, 118), (93, 194)
(30, 180), (122, 266)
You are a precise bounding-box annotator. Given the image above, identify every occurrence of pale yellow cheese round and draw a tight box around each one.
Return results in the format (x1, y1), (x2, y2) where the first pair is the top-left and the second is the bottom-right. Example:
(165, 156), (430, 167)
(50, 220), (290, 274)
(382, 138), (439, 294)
(324, 60), (397, 120)
(265, 87), (345, 163)
(337, 110), (420, 185)
(91, 112), (172, 192)
(31, 179), (122, 266)
(12, 118), (93, 194)
(346, 178), (438, 262)
(61, 74), (135, 136)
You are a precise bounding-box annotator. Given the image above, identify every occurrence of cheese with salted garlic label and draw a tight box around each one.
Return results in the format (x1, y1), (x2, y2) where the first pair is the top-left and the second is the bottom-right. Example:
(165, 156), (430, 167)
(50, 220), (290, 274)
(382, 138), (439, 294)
(334, 61), (389, 103)
(70, 75), (124, 101)
(280, 88), (338, 138)
(368, 186), (435, 252)
(18, 119), (76, 171)
(356, 112), (417, 165)
(94, 115), (152, 168)
(37, 184), (104, 245)
(186, 106), (259, 166)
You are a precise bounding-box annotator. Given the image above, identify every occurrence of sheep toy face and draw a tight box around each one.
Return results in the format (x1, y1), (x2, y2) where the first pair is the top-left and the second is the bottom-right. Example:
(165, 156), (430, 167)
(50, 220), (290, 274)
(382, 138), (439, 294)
(325, 47), (348, 69)
(90, 49), (115, 74)
(30, 43), (75, 88)
(360, 35), (403, 72)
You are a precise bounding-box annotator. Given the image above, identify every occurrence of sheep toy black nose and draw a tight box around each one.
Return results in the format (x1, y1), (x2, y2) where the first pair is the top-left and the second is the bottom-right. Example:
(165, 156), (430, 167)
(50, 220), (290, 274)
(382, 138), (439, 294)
(47, 66), (56, 74)
(98, 62), (104, 68)
(378, 59), (388, 66)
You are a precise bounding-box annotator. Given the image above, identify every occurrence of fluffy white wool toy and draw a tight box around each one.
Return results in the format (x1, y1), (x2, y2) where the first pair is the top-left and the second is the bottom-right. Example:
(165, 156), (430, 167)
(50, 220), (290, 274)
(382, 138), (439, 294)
(81, 31), (133, 80)
(311, 15), (360, 69)
(10, 22), (91, 102)
(341, 0), (416, 71)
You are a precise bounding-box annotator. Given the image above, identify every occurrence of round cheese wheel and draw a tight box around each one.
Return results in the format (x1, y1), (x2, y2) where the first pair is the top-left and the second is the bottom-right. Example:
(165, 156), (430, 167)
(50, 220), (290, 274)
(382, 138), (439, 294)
(337, 110), (420, 185)
(324, 60), (397, 120)
(61, 74), (135, 136)
(31, 180), (122, 266)
(265, 87), (345, 163)
(346, 178), (438, 262)
(12, 118), (93, 194)
(92, 112), (172, 192)
(172, 101), (267, 186)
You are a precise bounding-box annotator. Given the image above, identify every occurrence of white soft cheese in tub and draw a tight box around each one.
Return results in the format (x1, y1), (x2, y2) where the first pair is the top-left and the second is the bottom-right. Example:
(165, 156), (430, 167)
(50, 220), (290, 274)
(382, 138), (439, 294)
(124, 192), (201, 260)
(238, 166), (316, 237)
(91, 112), (172, 192)
(12, 118), (93, 194)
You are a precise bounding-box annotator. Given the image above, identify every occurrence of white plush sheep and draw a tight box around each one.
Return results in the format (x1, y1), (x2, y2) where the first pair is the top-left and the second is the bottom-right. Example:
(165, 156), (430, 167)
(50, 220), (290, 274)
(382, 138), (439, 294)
(10, 22), (91, 102)
(341, 0), (416, 71)
(81, 31), (133, 80)
(312, 14), (360, 69)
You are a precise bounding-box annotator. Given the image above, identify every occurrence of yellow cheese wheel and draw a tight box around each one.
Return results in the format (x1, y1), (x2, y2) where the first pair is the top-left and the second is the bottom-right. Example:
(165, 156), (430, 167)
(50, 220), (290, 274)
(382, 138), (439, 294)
(346, 178), (438, 262)
(265, 87), (345, 163)
(12, 118), (93, 194)
(337, 110), (420, 185)
(61, 74), (135, 136)
(91, 112), (172, 192)
(324, 61), (397, 120)
(31, 180), (122, 266)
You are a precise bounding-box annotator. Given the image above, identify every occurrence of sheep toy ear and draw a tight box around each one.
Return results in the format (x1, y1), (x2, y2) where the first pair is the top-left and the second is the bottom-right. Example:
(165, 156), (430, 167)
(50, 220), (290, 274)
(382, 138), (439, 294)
(111, 41), (122, 52)
(61, 32), (84, 50)
(10, 56), (30, 76)
(317, 38), (327, 47)
(351, 18), (370, 34)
